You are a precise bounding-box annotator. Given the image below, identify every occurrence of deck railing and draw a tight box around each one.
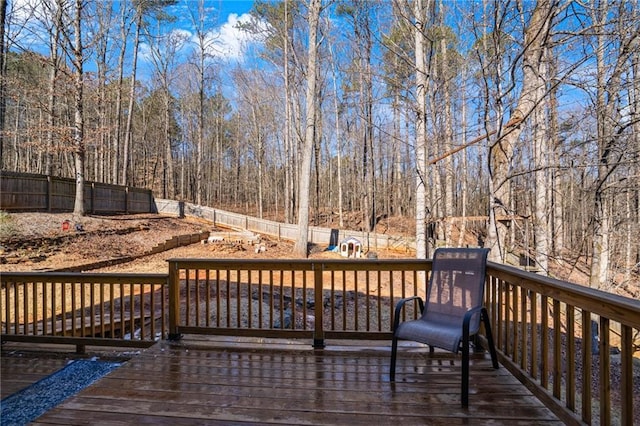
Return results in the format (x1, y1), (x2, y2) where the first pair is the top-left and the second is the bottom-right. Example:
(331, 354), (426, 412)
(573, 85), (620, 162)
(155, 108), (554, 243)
(1, 272), (167, 349)
(485, 263), (640, 425)
(166, 259), (431, 346)
(2, 259), (638, 425)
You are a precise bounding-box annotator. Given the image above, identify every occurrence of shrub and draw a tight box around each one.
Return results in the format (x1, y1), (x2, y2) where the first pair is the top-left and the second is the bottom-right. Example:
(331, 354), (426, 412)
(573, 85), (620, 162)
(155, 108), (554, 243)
(0, 210), (16, 240)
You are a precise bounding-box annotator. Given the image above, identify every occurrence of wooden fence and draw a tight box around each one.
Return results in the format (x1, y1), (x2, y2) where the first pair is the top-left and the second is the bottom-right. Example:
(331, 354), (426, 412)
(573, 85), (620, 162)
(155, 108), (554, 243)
(0, 171), (154, 214)
(154, 198), (417, 253)
(0, 173), (411, 250)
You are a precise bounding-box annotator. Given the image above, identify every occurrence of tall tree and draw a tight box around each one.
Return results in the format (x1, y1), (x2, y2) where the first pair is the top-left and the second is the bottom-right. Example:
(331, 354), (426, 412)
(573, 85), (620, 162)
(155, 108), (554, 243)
(413, 0), (430, 259)
(42, 0), (63, 177)
(122, 0), (178, 187)
(588, 1), (639, 289)
(245, 0), (301, 224)
(121, 2), (141, 186)
(112, 0), (134, 185)
(294, 0), (322, 257)
(533, 40), (551, 274)
(144, 7), (186, 199)
(0, 0), (7, 168)
(188, 0), (215, 206)
(338, 1), (377, 232)
(71, 0), (85, 216)
(485, 0), (555, 262)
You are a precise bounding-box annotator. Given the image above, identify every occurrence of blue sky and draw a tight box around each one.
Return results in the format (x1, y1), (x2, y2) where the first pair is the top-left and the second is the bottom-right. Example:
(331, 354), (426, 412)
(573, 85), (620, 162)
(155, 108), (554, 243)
(161, 1), (261, 61)
(9, 0), (266, 69)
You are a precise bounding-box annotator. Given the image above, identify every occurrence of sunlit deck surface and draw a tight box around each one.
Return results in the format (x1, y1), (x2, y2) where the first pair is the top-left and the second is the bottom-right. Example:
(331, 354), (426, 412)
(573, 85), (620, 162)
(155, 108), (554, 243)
(2, 336), (562, 425)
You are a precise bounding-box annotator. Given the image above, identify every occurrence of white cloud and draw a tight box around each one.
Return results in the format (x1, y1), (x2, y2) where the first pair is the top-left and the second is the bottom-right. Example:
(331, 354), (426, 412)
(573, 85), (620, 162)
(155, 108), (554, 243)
(206, 13), (267, 62)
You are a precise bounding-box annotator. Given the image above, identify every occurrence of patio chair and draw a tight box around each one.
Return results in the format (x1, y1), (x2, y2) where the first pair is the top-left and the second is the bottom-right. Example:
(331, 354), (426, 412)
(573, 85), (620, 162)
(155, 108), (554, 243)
(389, 247), (498, 407)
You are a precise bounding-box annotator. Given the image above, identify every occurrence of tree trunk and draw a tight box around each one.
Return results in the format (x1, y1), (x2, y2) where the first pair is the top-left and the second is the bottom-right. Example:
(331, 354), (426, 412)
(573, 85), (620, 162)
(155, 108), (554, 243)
(72, 0), (85, 216)
(284, 0), (295, 224)
(414, 0), (429, 259)
(164, 90), (174, 198)
(113, 2), (130, 185)
(46, 2), (63, 177)
(457, 65), (468, 247)
(533, 42), (551, 274)
(294, 0), (321, 257)
(0, 0), (6, 168)
(487, 0), (554, 262)
(533, 92), (549, 274)
(121, 13), (141, 187)
(438, 2), (454, 246)
(549, 56), (564, 260)
(590, 3), (610, 289)
(329, 44), (344, 228)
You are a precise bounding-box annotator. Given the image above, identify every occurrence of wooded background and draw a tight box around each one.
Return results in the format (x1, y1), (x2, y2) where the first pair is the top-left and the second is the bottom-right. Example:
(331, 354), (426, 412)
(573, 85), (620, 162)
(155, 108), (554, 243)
(0, 1), (638, 292)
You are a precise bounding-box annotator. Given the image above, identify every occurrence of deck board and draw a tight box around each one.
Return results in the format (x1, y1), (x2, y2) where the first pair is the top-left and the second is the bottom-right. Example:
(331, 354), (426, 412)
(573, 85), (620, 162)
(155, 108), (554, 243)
(0, 356), (70, 399)
(2, 337), (562, 425)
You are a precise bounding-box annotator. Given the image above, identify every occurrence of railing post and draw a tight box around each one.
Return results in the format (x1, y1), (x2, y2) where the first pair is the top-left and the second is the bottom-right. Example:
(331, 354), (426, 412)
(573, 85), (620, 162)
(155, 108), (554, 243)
(168, 261), (182, 340)
(313, 262), (325, 349)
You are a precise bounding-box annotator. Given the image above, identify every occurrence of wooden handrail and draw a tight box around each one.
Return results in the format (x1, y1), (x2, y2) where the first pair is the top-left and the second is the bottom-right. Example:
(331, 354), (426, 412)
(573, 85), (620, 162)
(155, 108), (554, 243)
(487, 262), (640, 328)
(485, 262), (640, 425)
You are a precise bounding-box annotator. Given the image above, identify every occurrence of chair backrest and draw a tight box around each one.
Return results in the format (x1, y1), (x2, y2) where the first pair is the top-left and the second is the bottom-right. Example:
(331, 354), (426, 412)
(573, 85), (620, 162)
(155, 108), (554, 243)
(423, 248), (490, 333)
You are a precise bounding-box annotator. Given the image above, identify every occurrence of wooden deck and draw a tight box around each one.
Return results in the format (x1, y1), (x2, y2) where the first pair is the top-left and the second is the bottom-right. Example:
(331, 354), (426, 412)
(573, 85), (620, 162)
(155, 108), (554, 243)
(2, 337), (562, 425)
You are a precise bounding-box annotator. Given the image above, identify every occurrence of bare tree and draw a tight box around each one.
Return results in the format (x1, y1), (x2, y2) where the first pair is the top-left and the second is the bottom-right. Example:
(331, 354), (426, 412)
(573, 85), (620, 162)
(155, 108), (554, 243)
(0, 0), (7, 168)
(122, 1), (178, 187)
(338, 1), (377, 233)
(328, 42), (344, 227)
(294, 0), (322, 257)
(112, 0), (134, 185)
(484, 0), (555, 262)
(121, 2), (141, 186)
(43, 1), (63, 177)
(71, 0), (85, 216)
(532, 41), (551, 274)
(144, 11), (187, 199)
(188, 0), (216, 206)
(413, 0), (430, 259)
(588, 1), (639, 289)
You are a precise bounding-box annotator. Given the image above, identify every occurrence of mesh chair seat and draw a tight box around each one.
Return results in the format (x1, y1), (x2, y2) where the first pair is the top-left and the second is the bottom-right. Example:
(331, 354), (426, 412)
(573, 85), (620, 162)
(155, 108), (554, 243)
(394, 315), (465, 353)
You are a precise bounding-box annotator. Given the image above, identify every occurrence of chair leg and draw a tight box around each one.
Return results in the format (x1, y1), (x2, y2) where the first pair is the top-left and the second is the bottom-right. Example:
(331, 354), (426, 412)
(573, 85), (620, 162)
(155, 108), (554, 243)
(461, 339), (469, 407)
(390, 336), (398, 381)
(481, 308), (499, 369)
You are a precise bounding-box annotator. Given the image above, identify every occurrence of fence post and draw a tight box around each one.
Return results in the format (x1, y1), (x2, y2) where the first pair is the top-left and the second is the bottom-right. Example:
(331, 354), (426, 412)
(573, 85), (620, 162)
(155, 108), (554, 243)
(313, 262), (325, 349)
(168, 261), (182, 340)
(91, 182), (96, 214)
(125, 186), (129, 214)
(47, 175), (52, 212)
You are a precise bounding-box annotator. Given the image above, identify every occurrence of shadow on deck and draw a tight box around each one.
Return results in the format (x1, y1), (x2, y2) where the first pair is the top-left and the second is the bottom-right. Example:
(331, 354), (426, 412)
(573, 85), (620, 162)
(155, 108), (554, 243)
(2, 336), (562, 425)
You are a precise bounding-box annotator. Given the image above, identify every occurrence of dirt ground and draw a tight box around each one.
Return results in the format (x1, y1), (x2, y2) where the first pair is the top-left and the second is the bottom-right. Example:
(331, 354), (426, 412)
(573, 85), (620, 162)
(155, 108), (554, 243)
(0, 212), (411, 273)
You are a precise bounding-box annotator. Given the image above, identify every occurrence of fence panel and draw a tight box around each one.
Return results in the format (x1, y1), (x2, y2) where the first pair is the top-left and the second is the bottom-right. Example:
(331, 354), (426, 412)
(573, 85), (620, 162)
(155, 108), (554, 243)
(159, 199), (417, 252)
(0, 171), (154, 214)
(0, 172), (49, 210)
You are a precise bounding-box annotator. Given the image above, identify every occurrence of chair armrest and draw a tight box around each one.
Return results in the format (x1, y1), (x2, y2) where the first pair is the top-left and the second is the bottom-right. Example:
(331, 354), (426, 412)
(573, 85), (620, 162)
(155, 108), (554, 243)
(393, 296), (425, 333)
(462, 306), (483, 340)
